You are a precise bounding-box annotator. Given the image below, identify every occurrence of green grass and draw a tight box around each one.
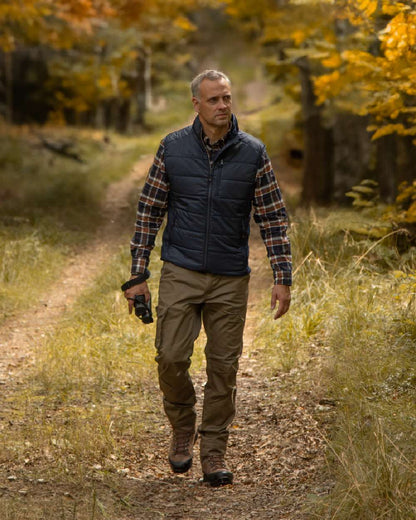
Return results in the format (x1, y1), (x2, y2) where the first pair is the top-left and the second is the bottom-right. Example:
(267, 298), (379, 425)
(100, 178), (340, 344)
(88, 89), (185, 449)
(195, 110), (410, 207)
(0, 227), (65, 319)
(0, 247), (160, 519)
(35, 245), (160, 401)
(251, 208), (416, 519)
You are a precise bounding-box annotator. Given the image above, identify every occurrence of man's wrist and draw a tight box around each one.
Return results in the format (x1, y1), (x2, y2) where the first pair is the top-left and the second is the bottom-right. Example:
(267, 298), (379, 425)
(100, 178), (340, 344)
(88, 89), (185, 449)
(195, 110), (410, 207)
(121, 269), (150, 291)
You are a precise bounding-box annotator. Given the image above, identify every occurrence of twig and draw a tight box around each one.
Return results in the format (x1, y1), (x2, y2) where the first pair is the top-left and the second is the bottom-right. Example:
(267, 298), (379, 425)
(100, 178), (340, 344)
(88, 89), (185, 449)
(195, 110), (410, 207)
(35, 133), (85, 163)
(293, 250), (313, 276)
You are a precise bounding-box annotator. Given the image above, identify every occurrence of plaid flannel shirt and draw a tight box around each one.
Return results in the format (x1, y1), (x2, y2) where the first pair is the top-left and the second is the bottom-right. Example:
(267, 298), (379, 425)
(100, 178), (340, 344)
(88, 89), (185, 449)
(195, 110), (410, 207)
(131, 131), (292, 286)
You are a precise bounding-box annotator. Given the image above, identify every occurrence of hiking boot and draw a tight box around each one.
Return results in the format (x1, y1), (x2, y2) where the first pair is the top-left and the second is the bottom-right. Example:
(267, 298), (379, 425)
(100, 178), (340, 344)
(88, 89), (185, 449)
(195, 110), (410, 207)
(168, 429), (198, 474)
(201, 455), (233, 487)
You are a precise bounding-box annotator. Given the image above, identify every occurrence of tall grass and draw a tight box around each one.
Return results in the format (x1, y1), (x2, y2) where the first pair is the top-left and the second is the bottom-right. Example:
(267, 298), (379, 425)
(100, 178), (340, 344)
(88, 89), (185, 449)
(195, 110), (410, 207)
(253, 208), (416, 519)
(1, 202), (414, 518)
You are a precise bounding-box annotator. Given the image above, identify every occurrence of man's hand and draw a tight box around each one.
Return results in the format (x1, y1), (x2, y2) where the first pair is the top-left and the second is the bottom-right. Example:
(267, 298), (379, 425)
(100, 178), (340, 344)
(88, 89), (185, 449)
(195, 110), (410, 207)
(124, 279), (150, 315)
(271, 284), (291, 320)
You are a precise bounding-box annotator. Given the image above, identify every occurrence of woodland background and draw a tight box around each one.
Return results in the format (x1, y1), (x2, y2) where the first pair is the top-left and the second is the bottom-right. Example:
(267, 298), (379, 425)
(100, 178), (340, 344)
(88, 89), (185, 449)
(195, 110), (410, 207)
(0, 1), (416, 519)
(2, 0), (416, 210)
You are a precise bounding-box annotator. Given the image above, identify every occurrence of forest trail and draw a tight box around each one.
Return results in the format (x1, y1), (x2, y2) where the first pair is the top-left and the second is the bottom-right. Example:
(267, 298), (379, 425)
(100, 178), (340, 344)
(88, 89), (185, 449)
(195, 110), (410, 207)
(0, 151), (329, 519)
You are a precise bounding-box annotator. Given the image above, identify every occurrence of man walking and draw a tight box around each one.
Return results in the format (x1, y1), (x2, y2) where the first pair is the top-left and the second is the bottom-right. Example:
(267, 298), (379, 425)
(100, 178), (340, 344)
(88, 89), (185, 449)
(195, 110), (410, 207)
(123, 70), (292, 487)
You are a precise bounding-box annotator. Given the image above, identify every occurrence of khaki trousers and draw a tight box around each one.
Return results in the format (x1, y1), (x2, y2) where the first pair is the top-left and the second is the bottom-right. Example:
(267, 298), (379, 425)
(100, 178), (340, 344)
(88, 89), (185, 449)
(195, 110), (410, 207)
(155, 261), (249, 460)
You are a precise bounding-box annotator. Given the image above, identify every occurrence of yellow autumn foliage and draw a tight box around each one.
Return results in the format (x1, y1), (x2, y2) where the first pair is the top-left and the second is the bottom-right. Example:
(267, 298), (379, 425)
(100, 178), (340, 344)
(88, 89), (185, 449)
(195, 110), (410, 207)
(380, 11), (416, 61)
(309, 0), (416, 140)
(357, 0), (378, 18)
(321, 53), (342, 68)
(314, 70), (343, 105)
(0, 0), (207, 118)
(369, 123), (405, 140)
(173, 15), (196, 32)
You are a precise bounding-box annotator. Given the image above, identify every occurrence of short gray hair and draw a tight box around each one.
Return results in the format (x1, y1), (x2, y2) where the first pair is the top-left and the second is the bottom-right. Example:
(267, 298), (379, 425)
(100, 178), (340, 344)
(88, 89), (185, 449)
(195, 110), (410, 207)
(191, 70), (231, 99)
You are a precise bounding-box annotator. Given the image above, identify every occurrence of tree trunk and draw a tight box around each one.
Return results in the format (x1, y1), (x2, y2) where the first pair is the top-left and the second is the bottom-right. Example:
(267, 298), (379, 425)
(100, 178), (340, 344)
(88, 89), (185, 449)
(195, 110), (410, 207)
(376, 134), (397, 203)
(144, 46), (152, 111)
(116, 98), (131, 133)
(135, 46), (152, 126)
(298, 57), (333, 206)
(94, 104), (105, 128)
(4, 51), (13, 123)
(397, 135), (416, 185)
(332, 113), (372, 202)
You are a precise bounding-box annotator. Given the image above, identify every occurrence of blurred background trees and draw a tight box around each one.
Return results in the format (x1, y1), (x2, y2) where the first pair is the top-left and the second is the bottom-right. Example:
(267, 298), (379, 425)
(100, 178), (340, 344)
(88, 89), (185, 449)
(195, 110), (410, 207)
(225, 0), (416, 205)
(0, 0), (204, 130)
(1, 0), (416, 206)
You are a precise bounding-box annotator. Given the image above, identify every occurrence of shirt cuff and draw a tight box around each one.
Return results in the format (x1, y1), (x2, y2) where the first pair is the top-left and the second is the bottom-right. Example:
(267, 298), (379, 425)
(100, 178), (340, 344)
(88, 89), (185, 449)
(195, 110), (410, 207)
(273, 269), (292, 286)
(131, 257), (148, 276)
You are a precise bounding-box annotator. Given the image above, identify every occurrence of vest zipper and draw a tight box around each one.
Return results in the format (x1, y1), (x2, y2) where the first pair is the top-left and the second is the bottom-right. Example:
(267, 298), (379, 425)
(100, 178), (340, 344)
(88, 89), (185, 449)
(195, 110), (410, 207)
(203, 151), (214, 270)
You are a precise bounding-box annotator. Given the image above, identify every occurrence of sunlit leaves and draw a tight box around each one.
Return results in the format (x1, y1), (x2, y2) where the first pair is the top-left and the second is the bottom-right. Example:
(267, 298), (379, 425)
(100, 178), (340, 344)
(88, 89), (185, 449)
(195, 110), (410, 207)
(310, 1), (416, 140)
(342, 0), (378, 25)
(384, 181), (416, 244)
(0, 0), (117, 49)
(321, 53), (342, 68)
(380, 11), (416, 62)
(0, 0), (204, 50)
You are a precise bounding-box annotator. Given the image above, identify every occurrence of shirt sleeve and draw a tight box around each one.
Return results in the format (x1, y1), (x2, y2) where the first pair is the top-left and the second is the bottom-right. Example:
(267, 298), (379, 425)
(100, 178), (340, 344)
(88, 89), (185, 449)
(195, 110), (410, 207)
(130, 141), (169, 275)
(253, 149), (292, 286)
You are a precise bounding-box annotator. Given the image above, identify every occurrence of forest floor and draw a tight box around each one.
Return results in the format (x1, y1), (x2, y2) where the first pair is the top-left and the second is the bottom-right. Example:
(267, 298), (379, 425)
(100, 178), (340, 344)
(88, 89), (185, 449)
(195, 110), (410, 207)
(0, 152), (334, 519)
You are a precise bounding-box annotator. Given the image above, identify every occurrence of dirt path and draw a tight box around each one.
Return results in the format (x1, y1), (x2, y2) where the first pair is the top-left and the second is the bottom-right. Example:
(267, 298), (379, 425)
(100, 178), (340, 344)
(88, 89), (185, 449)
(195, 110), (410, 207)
(0, 153), (330, 518)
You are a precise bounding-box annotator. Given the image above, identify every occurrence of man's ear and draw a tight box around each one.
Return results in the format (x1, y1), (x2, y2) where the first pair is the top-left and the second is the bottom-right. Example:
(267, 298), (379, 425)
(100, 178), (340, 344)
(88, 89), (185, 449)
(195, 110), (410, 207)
(192, 97), (199, 112)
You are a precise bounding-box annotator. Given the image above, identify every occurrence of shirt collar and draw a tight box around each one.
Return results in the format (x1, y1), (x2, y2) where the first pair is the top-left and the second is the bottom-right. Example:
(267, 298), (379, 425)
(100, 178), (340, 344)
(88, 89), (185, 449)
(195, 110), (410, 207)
(201, 123), (231, 150)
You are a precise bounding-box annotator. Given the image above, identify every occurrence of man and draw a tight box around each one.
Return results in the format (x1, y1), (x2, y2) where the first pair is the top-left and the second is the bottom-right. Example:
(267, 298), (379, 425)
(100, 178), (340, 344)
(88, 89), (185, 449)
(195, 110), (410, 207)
(123, 70), (292, 487)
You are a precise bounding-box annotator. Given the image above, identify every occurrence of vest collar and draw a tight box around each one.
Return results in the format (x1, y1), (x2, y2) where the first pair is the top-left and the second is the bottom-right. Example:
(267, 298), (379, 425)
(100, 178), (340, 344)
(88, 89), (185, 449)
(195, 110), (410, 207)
(192, 114), (239, 142)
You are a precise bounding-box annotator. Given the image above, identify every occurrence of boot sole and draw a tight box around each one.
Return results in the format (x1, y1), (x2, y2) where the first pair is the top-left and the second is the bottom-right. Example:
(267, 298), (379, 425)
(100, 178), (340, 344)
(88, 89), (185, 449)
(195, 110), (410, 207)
(169, 457), (193, 474)
(203, 470), (233, 487)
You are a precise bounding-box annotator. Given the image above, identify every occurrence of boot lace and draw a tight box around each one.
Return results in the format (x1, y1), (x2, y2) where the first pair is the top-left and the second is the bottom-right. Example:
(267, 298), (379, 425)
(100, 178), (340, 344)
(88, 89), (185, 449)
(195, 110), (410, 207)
(172, 431), (194, 455)
(205, 455), (226, 472)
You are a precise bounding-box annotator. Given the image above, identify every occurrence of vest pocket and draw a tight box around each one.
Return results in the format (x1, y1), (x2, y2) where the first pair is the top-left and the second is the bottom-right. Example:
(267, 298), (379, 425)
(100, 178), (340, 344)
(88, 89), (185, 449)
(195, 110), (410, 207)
(240, 217), (249, 245)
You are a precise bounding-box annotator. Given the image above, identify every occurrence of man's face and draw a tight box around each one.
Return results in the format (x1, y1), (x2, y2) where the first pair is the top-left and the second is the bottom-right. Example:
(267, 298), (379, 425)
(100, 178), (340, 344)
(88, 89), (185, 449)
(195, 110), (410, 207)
(192, 78), (232, 130)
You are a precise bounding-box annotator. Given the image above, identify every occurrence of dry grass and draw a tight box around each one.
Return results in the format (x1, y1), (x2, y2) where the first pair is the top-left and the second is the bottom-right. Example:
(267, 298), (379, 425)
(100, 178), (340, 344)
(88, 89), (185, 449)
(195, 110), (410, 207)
(0, 80), (193, 325)
(252, 208), (416, 519)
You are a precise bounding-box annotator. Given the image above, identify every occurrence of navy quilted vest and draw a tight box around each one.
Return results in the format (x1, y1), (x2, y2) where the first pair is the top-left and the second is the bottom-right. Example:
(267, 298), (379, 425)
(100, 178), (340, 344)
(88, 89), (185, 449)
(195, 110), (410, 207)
(161, 115), (264, 276)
